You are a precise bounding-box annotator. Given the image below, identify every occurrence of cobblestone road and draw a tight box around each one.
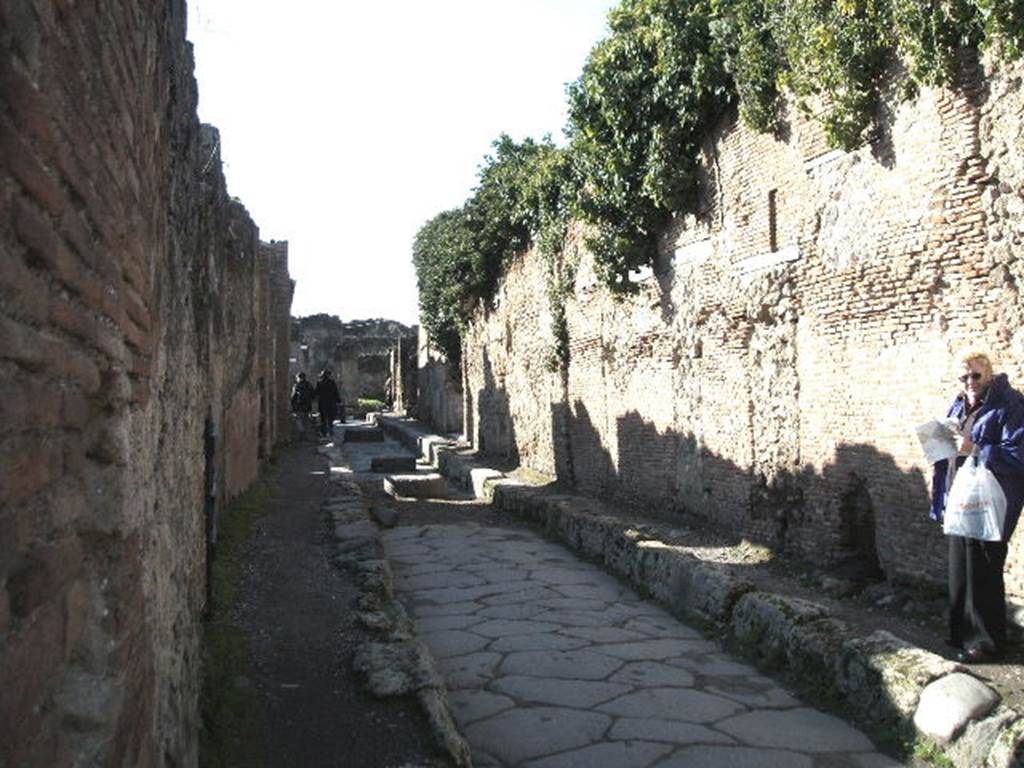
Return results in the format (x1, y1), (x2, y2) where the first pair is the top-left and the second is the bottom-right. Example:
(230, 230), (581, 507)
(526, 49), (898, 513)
(383, 522), (906, 768)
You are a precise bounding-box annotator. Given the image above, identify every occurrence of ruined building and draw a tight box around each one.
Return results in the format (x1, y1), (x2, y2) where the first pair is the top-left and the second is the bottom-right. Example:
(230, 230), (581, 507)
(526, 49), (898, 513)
(422, 55), (1024, 605)
(290, 315), (416, 413)
(1, 4), (292, 765)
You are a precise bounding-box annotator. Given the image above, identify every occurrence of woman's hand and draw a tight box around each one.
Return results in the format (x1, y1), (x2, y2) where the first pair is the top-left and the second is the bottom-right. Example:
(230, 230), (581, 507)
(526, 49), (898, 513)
(957, 434), (975, 454)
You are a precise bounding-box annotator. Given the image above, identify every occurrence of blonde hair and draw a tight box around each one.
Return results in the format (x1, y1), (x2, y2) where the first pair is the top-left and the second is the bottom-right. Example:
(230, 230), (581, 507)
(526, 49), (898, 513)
(955, 349), (994, 376)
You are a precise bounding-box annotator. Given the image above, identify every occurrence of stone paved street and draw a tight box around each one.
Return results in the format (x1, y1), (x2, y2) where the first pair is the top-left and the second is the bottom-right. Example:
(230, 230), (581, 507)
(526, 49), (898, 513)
(382, 522), (906, 768)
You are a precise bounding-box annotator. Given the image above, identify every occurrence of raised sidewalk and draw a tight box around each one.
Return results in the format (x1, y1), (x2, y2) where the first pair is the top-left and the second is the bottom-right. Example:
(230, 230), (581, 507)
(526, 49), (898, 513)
(374, 413), (1024, 767)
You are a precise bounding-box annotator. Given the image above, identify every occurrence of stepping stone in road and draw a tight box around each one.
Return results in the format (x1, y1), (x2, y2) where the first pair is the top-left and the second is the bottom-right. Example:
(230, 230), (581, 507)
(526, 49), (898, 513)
(370, 455), (417, 473)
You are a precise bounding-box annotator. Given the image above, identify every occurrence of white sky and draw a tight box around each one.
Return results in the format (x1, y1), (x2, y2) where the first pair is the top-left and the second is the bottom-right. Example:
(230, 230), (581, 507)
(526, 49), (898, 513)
(186, 1), (615, 326)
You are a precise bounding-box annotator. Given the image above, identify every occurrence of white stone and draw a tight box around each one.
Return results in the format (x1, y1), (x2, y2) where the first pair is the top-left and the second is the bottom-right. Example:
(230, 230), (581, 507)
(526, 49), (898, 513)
(913, 672), (1000, 744)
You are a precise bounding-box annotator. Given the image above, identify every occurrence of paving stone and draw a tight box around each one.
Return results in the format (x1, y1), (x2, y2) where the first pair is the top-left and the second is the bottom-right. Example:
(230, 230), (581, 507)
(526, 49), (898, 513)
(473, 619), (562, 638)
(477, 603), (547, 620)
(412, 601), (481, 618)
(421, 630), (491, 658)
(385, 545), (436, 562)
(437, 652), (503, 690)
(553, 584), (637, 601)
(666, 654), (756, 676)
(913, 672), (1000, 743)
(703, 676), (801, 709)
(415, 614), (485, 633)
(532, 610), (620, 628)
(412, 585), (498, 605)
(480, 586), (562, 605)
(558, 626), (650, 644)
(608, 660), (696, 688)
(381, 526), (426, 541)
(609, 717), (736, 745)
(593, 638), (718, 661)
(657, 745), (813, 768)
(716, 708), (875, 752)
(529, 567), (604, 585)
(596, 688), (745, 723)
(463, 567), (530, 584)
(491, 675), (633, 708)
(521, 740), (673, 768)
(501, 650), (624, 680)
(621, 615), (704, 639)
(399, 561), (450, 576)
(463, 707), (611, 765)
(448, 689), (516, 726)
(489, 633), (590, 653)
(400, 570), (487, 590)
(537, 597), (611, 612)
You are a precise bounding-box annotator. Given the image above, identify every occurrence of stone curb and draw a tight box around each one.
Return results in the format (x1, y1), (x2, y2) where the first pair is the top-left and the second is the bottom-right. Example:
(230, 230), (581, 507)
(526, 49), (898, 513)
(376, 417), (1024, 768)
(323, 479), (472, 767)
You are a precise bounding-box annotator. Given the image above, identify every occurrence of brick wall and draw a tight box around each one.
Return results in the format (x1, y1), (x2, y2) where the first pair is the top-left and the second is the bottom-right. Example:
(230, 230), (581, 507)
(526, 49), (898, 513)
(0, 3), (292, 765)
(453, 52), (1024, 599)
(289, 316), (414, 410)
(416, 327), (465, 435)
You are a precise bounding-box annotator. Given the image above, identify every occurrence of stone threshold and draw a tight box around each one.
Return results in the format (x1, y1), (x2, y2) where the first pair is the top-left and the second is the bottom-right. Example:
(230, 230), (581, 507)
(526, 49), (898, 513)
(376, 414), (1024, 768)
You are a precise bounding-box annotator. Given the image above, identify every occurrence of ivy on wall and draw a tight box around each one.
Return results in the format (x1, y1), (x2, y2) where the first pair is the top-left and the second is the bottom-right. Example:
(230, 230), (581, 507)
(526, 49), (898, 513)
(413, 0), (1023, 368)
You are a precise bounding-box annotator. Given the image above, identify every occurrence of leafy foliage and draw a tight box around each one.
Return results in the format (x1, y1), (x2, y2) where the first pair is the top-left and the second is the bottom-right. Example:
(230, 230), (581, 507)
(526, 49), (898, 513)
(413, 136), (572, 368)
(412, 0), (1024, 360)
(567, 0), (733, 287)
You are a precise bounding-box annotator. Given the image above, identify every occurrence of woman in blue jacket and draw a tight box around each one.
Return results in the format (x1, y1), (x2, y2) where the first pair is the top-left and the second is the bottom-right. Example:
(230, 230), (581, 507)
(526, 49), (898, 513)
(930, 351), (1024, 663)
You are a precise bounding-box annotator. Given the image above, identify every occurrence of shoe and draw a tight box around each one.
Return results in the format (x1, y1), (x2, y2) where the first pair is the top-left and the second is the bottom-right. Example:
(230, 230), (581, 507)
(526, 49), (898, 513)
(956, 647), (1002, 664)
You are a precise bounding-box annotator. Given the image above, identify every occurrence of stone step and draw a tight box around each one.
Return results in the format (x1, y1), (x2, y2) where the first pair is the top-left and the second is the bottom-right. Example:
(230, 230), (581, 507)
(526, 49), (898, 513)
(370, 456), (418, 473)
(383, 473), (449, 499)
(343, 425), (385, 443)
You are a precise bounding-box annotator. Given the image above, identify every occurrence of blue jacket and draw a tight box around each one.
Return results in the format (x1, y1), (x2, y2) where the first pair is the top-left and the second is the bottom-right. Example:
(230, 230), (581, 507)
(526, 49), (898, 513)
(930, 373), (1024, 541)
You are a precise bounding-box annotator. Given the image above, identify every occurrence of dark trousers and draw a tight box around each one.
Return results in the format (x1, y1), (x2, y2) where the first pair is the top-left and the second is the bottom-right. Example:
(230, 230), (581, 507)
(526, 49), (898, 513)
(319, 407), (337, 436)
(948, 535), (1008, 653)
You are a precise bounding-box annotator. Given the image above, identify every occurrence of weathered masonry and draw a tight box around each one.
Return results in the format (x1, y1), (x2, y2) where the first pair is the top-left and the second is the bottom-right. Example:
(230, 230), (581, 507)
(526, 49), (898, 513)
(290, 315), (416, 412)
(1, 4), (292, 766)
(427, 54), (1024, 603)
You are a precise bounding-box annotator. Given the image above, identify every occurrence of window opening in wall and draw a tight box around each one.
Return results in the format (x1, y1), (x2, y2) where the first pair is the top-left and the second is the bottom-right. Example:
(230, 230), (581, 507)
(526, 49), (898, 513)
(837, 477), (884, 585)
(768, 189), (779, 253)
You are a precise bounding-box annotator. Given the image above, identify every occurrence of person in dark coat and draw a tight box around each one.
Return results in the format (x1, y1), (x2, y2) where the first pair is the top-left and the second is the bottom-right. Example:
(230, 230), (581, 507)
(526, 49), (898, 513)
(290, 372), (315, 440)
(314, 368), (342, 438)
(930, 351), (1024, 663)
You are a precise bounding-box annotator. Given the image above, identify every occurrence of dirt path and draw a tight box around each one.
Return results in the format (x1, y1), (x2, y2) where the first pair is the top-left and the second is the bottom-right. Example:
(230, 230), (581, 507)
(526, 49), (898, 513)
(201, 440), (446, 768)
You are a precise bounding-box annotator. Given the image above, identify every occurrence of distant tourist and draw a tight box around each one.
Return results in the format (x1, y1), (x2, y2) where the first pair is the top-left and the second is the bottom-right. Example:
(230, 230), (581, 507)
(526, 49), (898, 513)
(315, 368), (342, 438)
(929, 351), (1024, 663)
(290, 372), (315, 440)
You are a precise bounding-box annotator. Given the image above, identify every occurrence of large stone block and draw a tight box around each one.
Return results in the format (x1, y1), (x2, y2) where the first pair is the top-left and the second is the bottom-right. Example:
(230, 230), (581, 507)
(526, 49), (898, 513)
(370, 456), (417, 473)
(731, 592), (830, 668)
(384, 473), (449, 499)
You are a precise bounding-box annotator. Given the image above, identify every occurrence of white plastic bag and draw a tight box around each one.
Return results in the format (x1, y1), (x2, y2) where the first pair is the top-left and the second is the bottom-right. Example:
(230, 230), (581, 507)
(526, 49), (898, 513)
(943, 455), (1007, 541)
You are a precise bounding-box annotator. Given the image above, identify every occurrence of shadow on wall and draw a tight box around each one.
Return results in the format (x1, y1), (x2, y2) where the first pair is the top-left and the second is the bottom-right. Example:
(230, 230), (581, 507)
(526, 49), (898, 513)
(476, 350), (519, 464)
(542, 401), (942, 588)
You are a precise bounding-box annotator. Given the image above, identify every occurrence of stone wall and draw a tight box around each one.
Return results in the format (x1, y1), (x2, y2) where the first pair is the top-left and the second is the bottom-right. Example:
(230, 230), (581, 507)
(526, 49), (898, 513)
(416, 326), (465, 435)
(290, 315), (415, 410)
(0, 3), (292, 766)
(457, 53), (1024, 599)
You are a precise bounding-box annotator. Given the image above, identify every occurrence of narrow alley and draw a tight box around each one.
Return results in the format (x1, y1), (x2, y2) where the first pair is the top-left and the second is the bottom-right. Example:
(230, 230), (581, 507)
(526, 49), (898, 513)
(278, 420), (913, 768)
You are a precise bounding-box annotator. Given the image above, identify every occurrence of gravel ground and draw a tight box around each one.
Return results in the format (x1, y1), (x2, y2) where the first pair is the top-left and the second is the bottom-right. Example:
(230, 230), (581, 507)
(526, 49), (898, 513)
(201, 440), (448, 768)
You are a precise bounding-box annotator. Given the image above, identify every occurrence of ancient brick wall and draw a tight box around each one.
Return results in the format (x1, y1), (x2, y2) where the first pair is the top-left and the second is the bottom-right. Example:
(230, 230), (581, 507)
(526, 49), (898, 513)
(0, 3), (292, 766)
(416, 326), (465, 435)
(290, 316), (414, 411)
(457, 53), (1024, 599)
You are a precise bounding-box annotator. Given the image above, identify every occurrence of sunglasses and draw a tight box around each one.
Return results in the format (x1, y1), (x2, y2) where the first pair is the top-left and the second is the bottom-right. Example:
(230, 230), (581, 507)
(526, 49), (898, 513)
(958, 372), (983, 383)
